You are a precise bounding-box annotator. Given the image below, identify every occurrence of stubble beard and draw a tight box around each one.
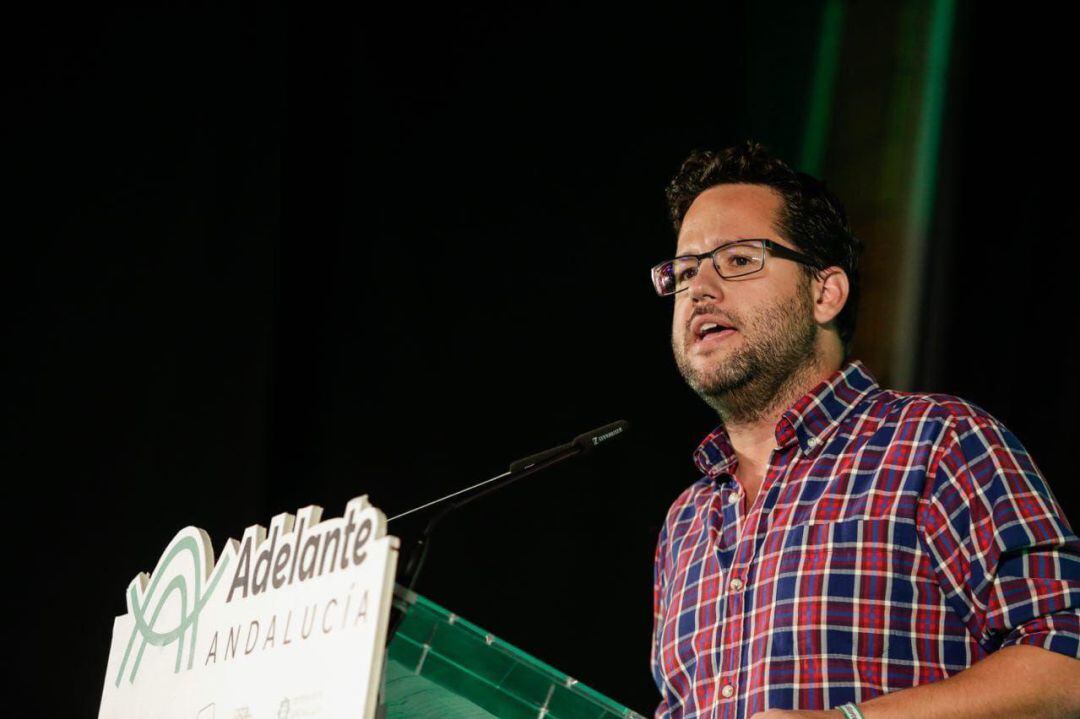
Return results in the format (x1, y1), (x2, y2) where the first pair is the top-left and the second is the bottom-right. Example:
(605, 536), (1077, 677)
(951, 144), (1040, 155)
(672, 286), (821, 425)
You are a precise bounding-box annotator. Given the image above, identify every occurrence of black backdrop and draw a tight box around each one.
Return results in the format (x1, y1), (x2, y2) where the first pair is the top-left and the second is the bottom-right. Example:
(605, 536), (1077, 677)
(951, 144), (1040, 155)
(7, 3), (1077, 716)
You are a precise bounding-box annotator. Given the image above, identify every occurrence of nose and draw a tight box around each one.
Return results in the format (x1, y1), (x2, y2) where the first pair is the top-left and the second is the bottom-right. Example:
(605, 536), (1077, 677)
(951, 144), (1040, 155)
(686, 259), (724, 302)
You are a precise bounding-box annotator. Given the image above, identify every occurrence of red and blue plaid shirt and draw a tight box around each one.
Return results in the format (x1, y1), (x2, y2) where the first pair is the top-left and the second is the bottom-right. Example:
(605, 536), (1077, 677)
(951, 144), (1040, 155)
(652, 360), (1080, 718)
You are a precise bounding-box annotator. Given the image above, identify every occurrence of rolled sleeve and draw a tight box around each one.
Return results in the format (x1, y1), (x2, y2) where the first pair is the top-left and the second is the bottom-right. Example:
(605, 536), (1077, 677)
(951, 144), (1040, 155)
(652, 525), (672, 718)
(917, 414), (1080, 659)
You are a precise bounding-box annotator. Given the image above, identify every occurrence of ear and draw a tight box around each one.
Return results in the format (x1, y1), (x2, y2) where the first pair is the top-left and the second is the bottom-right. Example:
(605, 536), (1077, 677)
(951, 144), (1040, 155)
(811, 267), (849, 326)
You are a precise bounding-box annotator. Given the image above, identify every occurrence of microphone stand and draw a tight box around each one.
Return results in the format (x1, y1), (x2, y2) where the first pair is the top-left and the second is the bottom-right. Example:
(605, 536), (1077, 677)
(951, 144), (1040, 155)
(397, 445), (583, 593)
(383, 420), (628, 644)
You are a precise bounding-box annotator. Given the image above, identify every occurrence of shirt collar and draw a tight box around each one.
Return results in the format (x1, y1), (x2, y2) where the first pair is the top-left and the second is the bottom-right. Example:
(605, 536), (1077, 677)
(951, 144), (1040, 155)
(692, 360), (880, 479)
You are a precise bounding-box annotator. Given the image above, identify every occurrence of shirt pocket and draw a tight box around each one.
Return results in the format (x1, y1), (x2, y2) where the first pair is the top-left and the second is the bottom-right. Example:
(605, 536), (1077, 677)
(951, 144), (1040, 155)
(770, 516), (920, 662)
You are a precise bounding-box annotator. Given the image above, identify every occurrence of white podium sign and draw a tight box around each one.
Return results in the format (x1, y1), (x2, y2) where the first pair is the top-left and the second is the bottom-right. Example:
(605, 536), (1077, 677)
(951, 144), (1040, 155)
(99, 496), (399, 719)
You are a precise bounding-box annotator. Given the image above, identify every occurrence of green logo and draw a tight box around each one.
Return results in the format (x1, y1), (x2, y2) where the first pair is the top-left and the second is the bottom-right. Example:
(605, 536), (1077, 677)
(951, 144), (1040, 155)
(115, 532), (230, 687)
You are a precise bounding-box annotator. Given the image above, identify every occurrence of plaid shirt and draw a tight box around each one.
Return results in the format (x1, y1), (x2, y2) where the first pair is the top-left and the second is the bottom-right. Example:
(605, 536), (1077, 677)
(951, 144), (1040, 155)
(652, 360), (1080, 718)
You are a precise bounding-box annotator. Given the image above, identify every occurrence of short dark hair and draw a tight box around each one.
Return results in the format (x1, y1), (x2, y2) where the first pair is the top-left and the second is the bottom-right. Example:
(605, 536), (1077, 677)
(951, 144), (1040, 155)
(665, 141), (862, 349)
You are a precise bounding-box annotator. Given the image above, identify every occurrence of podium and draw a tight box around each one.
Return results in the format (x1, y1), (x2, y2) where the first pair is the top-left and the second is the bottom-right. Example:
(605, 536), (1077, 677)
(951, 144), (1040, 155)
(97, 498), (648, 718)
(383, 585), (646, 719)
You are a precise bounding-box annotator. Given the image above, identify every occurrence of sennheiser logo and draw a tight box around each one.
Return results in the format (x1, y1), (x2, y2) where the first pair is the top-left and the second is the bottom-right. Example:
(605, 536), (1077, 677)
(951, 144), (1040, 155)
(114, 529), (229, 687)
(591, 426), (624, 446)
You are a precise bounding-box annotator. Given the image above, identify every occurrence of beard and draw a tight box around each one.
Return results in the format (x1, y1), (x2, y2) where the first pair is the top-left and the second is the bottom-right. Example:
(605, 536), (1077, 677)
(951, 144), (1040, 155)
(672, 285), (820, 424)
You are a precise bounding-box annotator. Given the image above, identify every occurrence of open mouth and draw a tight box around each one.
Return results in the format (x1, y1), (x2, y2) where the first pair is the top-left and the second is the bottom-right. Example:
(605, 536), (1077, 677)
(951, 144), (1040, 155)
(694, 321), (737, 342)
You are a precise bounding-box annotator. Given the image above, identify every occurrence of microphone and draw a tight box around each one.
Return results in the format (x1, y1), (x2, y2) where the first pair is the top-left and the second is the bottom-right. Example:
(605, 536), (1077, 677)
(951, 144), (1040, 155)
(573, 419), (631, 451)
(390, 420), (631, 592)
(384, 420), (631, 644)
(507, 420), (630, 473)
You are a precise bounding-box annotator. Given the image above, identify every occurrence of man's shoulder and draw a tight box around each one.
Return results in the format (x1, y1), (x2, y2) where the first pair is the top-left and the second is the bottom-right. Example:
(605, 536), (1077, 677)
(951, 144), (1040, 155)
(863, 385), (1004, 433)
(863, 387), (1031, 476)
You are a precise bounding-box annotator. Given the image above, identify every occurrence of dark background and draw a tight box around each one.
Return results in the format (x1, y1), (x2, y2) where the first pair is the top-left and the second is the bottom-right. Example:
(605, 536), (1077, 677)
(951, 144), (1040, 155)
(7, 2), (1078, 716)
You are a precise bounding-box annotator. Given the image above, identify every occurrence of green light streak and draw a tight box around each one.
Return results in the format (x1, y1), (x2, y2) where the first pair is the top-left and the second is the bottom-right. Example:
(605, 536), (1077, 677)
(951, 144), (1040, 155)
(800, 0), (846, 174)
(893, 0), (956, 388)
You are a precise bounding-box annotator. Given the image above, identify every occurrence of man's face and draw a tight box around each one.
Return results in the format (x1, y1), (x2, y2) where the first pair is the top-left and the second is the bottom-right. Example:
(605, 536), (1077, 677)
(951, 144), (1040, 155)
(671, 184), (819, 407)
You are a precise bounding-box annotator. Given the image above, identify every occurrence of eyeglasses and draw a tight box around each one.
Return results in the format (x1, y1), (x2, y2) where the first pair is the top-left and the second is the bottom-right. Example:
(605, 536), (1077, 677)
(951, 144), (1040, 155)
(649, 239), (820, 296)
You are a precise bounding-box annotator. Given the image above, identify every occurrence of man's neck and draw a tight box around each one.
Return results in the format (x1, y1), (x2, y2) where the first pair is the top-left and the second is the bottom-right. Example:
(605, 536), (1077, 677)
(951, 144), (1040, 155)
(718, 353), (843, 503)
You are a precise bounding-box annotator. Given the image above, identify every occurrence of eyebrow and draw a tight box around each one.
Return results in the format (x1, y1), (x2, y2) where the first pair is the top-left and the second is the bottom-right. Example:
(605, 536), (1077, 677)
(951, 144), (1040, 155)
(673, 237), (767, 257)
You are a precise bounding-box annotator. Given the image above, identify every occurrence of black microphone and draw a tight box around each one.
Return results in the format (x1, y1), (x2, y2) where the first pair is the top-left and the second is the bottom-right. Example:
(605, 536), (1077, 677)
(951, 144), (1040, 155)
(385, 419), (631, 644)
(391, 420), (631, 591)
(572, 419), (630, 452)
(507, 420), (630, 473)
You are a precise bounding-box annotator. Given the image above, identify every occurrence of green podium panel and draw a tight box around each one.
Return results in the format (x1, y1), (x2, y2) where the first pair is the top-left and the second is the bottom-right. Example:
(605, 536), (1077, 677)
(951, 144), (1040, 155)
(383, 585), (646, 719)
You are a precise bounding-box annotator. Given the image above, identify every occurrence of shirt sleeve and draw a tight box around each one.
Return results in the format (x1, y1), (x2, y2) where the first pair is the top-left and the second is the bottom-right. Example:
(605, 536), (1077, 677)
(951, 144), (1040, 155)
(652, 525), (672, 718)
(916, 413), (1080, 659)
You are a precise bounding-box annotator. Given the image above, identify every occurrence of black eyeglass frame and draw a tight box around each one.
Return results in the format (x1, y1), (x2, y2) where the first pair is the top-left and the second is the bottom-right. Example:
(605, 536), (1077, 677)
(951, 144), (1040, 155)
(650, 238), (821, 296)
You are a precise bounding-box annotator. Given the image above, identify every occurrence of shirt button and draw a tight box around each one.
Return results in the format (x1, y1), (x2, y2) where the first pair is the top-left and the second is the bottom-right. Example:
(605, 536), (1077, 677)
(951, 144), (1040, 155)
(721, 683), (735, 698)
(728, 492), (740, 505)
(729, 577), (744, 591)
(806, 437), (818, 448)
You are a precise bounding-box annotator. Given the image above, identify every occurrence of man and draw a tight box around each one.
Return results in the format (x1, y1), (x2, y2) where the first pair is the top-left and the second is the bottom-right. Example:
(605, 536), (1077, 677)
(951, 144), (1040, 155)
(649, 142), (1080, 719)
